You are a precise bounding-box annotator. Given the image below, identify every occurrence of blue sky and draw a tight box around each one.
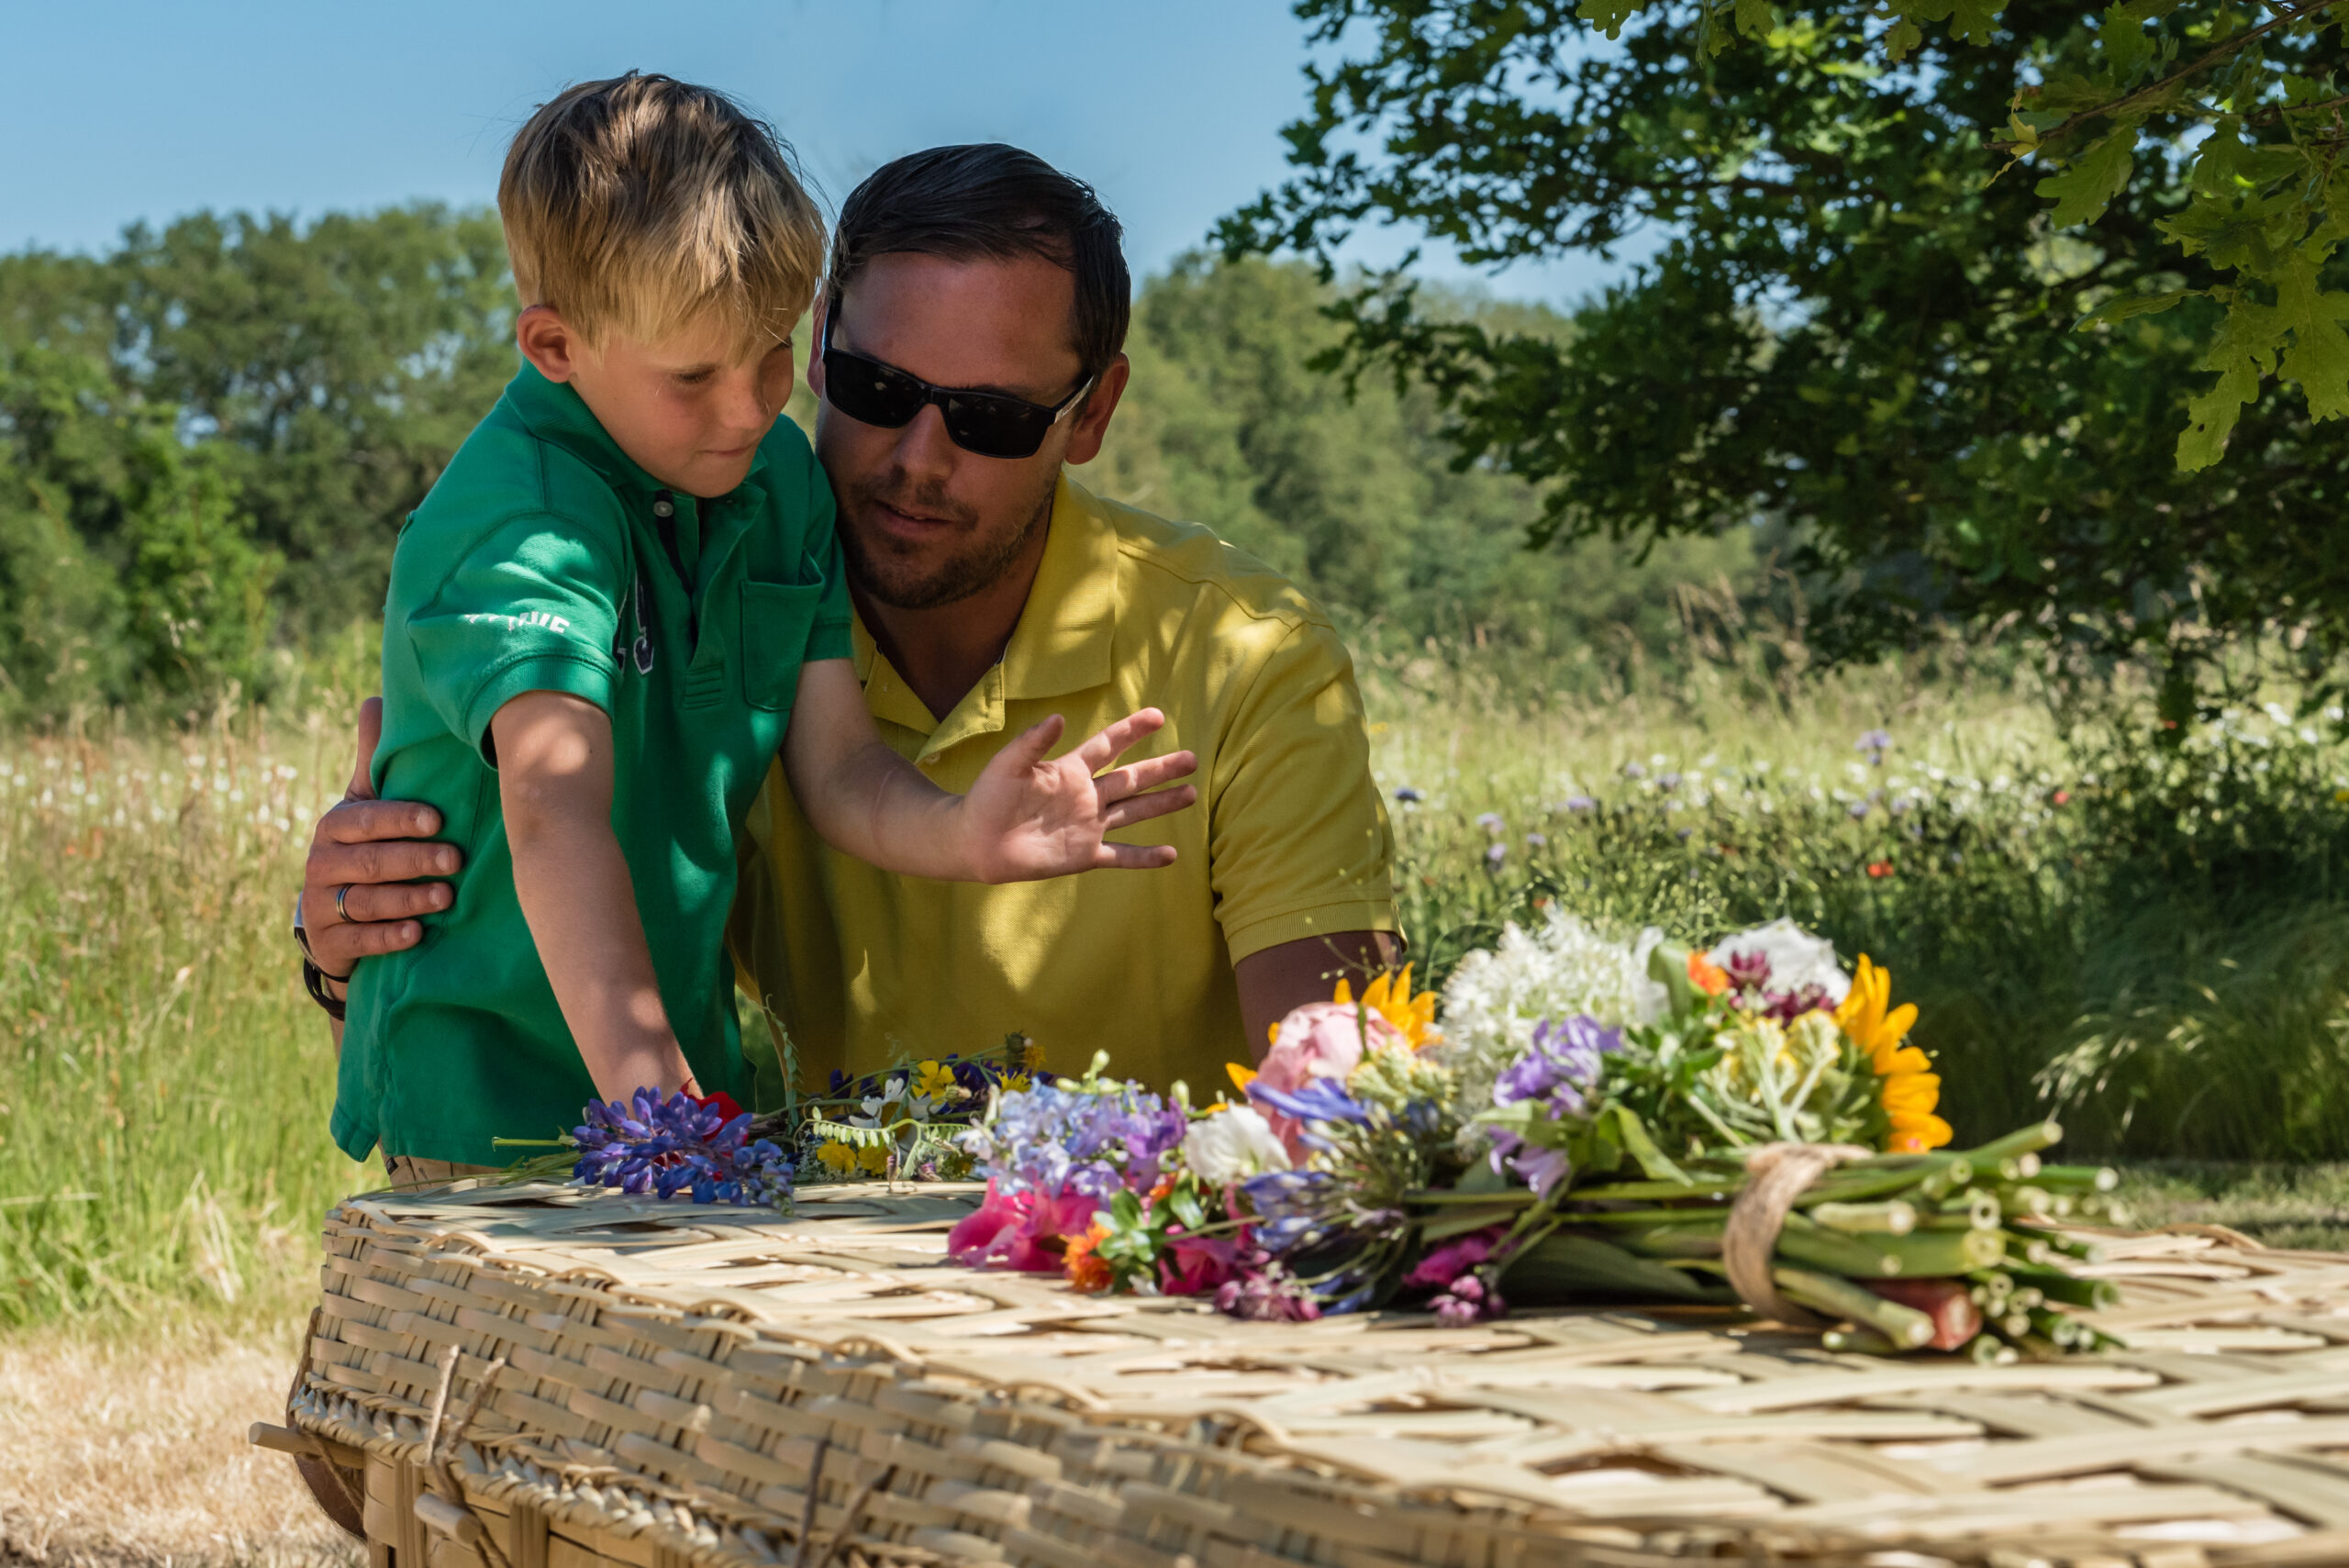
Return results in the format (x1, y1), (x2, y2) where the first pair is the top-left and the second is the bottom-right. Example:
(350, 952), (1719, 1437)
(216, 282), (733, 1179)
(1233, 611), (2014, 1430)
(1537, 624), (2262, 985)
(3, 0), (1635, 303)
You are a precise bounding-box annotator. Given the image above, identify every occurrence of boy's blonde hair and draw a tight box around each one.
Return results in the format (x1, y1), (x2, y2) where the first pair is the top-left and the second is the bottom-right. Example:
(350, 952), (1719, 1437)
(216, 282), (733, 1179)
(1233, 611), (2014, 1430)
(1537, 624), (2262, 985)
(500, 73), (826, 351)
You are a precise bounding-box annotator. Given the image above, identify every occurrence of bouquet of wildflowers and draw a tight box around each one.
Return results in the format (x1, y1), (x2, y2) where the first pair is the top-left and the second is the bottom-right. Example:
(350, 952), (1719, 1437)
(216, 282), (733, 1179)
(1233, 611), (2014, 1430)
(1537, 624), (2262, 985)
(498, 1036), (1045, 1211)
(952, 931), (2128, 1360)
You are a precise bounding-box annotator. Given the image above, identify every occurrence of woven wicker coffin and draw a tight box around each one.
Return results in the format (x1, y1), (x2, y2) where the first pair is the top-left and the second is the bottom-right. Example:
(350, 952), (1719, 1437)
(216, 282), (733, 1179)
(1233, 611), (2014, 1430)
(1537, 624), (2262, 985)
(273, 1180), (2349, 1568)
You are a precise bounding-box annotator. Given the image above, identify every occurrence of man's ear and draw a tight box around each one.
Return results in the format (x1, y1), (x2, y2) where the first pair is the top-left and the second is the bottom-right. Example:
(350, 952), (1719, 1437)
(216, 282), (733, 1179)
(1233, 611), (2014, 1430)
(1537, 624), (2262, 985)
(1061, 353), (1130, 467)
(805, 297), (830, 402)
(516, 305), (585, 384)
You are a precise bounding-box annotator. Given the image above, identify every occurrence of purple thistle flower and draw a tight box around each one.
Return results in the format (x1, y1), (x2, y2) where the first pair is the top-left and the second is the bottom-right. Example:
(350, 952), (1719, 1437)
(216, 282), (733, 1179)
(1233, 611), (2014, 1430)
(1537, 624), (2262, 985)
(1485, 843), (1508, 868)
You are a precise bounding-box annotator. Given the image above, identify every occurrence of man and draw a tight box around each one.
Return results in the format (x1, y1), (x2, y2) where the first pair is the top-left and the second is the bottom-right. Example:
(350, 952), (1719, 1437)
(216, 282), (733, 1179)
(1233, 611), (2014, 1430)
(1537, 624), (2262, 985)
(300, 143), (1397, 1098)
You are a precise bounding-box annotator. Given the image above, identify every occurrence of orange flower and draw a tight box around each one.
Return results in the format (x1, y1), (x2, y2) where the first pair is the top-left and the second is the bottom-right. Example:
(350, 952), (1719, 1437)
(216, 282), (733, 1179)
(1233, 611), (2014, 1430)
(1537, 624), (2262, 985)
(1063, 1222), (1113, 1293)
(1687, 951), (1731, 996)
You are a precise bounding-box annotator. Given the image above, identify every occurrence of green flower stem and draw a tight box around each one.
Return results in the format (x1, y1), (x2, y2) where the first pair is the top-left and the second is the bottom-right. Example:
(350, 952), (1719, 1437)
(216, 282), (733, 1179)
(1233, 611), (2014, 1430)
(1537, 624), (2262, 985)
(1772, 1266), (1935, 1349)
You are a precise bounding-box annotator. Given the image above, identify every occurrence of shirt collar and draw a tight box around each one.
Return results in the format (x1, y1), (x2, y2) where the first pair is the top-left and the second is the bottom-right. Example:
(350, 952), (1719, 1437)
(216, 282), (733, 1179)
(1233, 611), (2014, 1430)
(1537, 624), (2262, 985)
(501, 359), (772, 499)
(853, 473), (1120, 752)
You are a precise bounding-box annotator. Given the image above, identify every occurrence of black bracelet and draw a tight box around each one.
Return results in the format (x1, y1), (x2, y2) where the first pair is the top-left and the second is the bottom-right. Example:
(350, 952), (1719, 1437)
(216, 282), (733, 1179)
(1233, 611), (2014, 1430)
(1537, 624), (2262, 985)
(292, 894), (349, 1021)
(303, 955), (350, 1022)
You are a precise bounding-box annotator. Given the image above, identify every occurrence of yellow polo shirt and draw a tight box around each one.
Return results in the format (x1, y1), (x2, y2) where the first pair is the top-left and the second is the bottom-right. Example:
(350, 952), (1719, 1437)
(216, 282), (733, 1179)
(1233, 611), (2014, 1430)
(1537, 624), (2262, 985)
(728, 473), (1397, 1097)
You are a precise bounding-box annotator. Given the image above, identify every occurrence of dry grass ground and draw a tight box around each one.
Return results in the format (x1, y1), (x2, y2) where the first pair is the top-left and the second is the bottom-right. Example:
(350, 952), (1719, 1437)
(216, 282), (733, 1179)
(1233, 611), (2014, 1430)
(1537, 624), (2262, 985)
(0, 1318), (356, 1568)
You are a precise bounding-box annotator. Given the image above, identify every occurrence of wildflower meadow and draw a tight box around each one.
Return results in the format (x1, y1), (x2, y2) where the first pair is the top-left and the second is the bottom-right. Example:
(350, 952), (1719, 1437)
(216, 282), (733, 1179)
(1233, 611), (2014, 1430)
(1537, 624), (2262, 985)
(4, 632), (2349, 1329)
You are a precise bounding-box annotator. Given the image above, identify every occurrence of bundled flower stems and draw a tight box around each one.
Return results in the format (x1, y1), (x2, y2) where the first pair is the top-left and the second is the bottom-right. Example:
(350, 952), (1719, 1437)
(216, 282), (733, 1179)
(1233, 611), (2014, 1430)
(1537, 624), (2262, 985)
(1441, 1117), (2126, 1362)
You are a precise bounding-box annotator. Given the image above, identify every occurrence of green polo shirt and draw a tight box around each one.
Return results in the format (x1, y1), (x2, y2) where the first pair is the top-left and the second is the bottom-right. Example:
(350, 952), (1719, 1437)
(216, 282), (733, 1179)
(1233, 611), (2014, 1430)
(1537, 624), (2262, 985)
(334, 363), (851, 1167)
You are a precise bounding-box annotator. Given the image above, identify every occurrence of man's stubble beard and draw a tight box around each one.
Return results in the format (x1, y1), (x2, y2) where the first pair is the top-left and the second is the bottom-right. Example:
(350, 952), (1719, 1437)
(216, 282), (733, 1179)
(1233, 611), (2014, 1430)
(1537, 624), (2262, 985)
(838, 465), (1060, 611)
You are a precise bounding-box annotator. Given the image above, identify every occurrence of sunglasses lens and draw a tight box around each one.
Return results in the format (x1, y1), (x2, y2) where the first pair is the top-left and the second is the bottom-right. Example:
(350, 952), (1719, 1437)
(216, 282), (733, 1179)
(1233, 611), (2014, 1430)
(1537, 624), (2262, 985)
(940, 394), (1052, 460)
(824, 350), (928, 428)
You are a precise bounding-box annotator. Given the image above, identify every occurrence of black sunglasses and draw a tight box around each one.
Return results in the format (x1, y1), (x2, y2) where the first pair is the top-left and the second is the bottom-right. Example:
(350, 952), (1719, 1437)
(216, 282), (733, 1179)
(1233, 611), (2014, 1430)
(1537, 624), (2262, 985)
(819, 310), (1097, 460)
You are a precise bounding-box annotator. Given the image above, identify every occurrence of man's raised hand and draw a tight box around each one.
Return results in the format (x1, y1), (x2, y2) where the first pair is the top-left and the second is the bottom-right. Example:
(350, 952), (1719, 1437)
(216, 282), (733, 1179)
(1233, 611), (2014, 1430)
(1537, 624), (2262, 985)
(299, 696), (462, 976)
(956, 708), (1198, 883)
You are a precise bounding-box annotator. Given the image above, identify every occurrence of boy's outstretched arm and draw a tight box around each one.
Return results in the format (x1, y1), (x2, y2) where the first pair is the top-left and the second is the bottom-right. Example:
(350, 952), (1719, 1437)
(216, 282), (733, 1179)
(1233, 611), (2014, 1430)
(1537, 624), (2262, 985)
(493, 691), (699, 1104)
(783, 660), (1199, 883)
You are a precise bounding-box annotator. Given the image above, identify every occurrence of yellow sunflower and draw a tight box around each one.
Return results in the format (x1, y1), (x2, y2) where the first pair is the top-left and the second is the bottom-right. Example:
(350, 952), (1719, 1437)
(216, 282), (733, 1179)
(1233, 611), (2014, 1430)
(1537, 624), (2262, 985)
(1334, 965), (1442, 1049)
(1833, 954), (1953, 1153)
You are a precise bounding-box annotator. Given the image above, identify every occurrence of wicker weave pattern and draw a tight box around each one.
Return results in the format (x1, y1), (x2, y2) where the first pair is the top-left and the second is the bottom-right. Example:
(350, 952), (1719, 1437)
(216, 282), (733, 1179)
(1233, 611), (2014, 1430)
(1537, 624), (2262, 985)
(287, 1181), (2349, 1568)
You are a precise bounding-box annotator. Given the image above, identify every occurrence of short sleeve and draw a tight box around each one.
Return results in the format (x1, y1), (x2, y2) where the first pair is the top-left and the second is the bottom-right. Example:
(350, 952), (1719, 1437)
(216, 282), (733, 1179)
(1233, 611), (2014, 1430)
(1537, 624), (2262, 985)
(406, 512), (624, 755)
(1207, 618), (1399, 962)
(801, 458), (854, 665)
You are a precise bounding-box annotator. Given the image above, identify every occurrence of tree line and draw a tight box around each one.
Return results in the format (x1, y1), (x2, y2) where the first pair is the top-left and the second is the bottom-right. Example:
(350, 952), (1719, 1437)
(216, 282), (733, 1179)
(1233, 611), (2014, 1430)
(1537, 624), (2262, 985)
(0, 205), (1753, 722)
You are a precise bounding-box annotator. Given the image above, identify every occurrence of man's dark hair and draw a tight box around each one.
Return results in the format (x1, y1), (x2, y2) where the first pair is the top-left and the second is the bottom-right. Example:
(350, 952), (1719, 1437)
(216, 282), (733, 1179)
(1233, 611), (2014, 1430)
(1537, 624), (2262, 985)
(829, 144), (1130, 382)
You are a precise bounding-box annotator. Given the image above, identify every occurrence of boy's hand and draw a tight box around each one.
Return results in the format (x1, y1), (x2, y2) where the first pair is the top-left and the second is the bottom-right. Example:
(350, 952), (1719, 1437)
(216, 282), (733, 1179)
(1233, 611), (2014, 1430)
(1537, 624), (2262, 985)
(956, 709), (1197, 882)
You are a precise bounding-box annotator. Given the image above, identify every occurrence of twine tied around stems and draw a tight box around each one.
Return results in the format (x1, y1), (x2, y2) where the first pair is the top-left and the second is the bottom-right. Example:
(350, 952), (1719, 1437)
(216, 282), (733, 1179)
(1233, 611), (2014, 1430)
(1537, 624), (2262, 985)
(1723, 1141), (1873, 1328)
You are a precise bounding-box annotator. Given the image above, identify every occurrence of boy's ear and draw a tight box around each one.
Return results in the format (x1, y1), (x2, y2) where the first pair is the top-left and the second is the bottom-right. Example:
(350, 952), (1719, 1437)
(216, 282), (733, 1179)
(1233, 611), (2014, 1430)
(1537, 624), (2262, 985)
(517, 305), (584, 384)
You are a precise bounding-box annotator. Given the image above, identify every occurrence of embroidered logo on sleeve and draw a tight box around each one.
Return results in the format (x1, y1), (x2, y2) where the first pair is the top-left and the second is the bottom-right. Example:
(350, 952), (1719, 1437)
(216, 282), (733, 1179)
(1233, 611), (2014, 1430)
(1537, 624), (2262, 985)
(463, 609), (575, 636)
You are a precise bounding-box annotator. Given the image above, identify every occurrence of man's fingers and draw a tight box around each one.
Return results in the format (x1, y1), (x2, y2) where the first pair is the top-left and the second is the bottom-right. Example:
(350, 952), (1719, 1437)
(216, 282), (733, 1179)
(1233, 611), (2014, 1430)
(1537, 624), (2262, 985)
(1100, 784), (1198, 831)
(334, 880), (455, 926)
(319, 797), (444, 846)
(1073, 707), (1166, 772)
(1092, 841), (1180, 871)
(1093, 750), (1197, 801)
(308, 918), (427, 974)
(346, 697), (384, 803)
(308, 837), (462, 895)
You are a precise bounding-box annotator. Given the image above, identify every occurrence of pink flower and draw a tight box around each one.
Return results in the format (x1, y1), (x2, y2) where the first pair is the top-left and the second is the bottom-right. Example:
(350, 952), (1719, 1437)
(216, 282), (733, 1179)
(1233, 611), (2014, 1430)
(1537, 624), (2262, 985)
(1403, 1225), (1507, 1293)
(1256, 1000), (1408, 1159)
(1159, 1232), (1241, 1296)
(947, 1180), (1099, 1273)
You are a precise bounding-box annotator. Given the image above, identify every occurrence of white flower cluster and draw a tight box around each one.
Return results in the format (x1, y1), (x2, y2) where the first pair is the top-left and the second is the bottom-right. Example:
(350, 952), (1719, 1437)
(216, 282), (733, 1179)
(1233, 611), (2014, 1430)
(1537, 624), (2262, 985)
(1436, 908), (1666, 1109)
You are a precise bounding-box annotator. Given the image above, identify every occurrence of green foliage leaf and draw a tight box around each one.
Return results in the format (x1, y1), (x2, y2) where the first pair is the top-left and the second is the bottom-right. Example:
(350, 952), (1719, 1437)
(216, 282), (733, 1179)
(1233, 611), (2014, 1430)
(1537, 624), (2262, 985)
(2274, 257), (2349, 423)
(2037, 125), (2140, 229)
(2177, 295), (2281, 470)
(2076, 288), (2199, 330)
(1576, 0), (1644, 39)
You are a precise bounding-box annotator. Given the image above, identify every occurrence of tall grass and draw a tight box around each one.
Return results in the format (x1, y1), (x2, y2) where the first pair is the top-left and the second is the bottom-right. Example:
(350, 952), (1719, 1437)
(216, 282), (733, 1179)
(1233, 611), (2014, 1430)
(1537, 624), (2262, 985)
(5, 625), (2349, 1329)
(0, 639), (376, 1328)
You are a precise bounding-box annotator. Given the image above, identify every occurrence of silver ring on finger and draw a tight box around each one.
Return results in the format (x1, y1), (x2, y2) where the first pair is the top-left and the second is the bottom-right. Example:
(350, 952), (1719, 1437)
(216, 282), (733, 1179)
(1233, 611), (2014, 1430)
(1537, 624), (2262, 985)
(334, 884), (355, 925)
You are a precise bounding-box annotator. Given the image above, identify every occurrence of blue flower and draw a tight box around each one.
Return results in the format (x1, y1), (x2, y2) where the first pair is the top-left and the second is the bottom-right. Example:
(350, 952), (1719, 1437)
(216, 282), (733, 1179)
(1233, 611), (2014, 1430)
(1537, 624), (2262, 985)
(1249, 1077), (1374, 1127)
(1475, 812), (1505, 834)
(571, 1089), (792, 1207)
(1394, 786), (1425, 803)
(1563, 795), (1598, 813)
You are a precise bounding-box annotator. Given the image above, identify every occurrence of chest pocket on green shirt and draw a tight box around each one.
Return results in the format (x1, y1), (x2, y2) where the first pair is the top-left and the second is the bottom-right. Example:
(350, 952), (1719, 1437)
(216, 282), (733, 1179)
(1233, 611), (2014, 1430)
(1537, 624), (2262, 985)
(740, 578), (824, 711)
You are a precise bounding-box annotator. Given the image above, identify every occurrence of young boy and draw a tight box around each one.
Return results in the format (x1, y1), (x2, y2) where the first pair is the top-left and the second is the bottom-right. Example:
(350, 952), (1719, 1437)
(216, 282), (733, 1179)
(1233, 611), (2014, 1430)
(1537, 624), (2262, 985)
(331, 74), (1195, 1176)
